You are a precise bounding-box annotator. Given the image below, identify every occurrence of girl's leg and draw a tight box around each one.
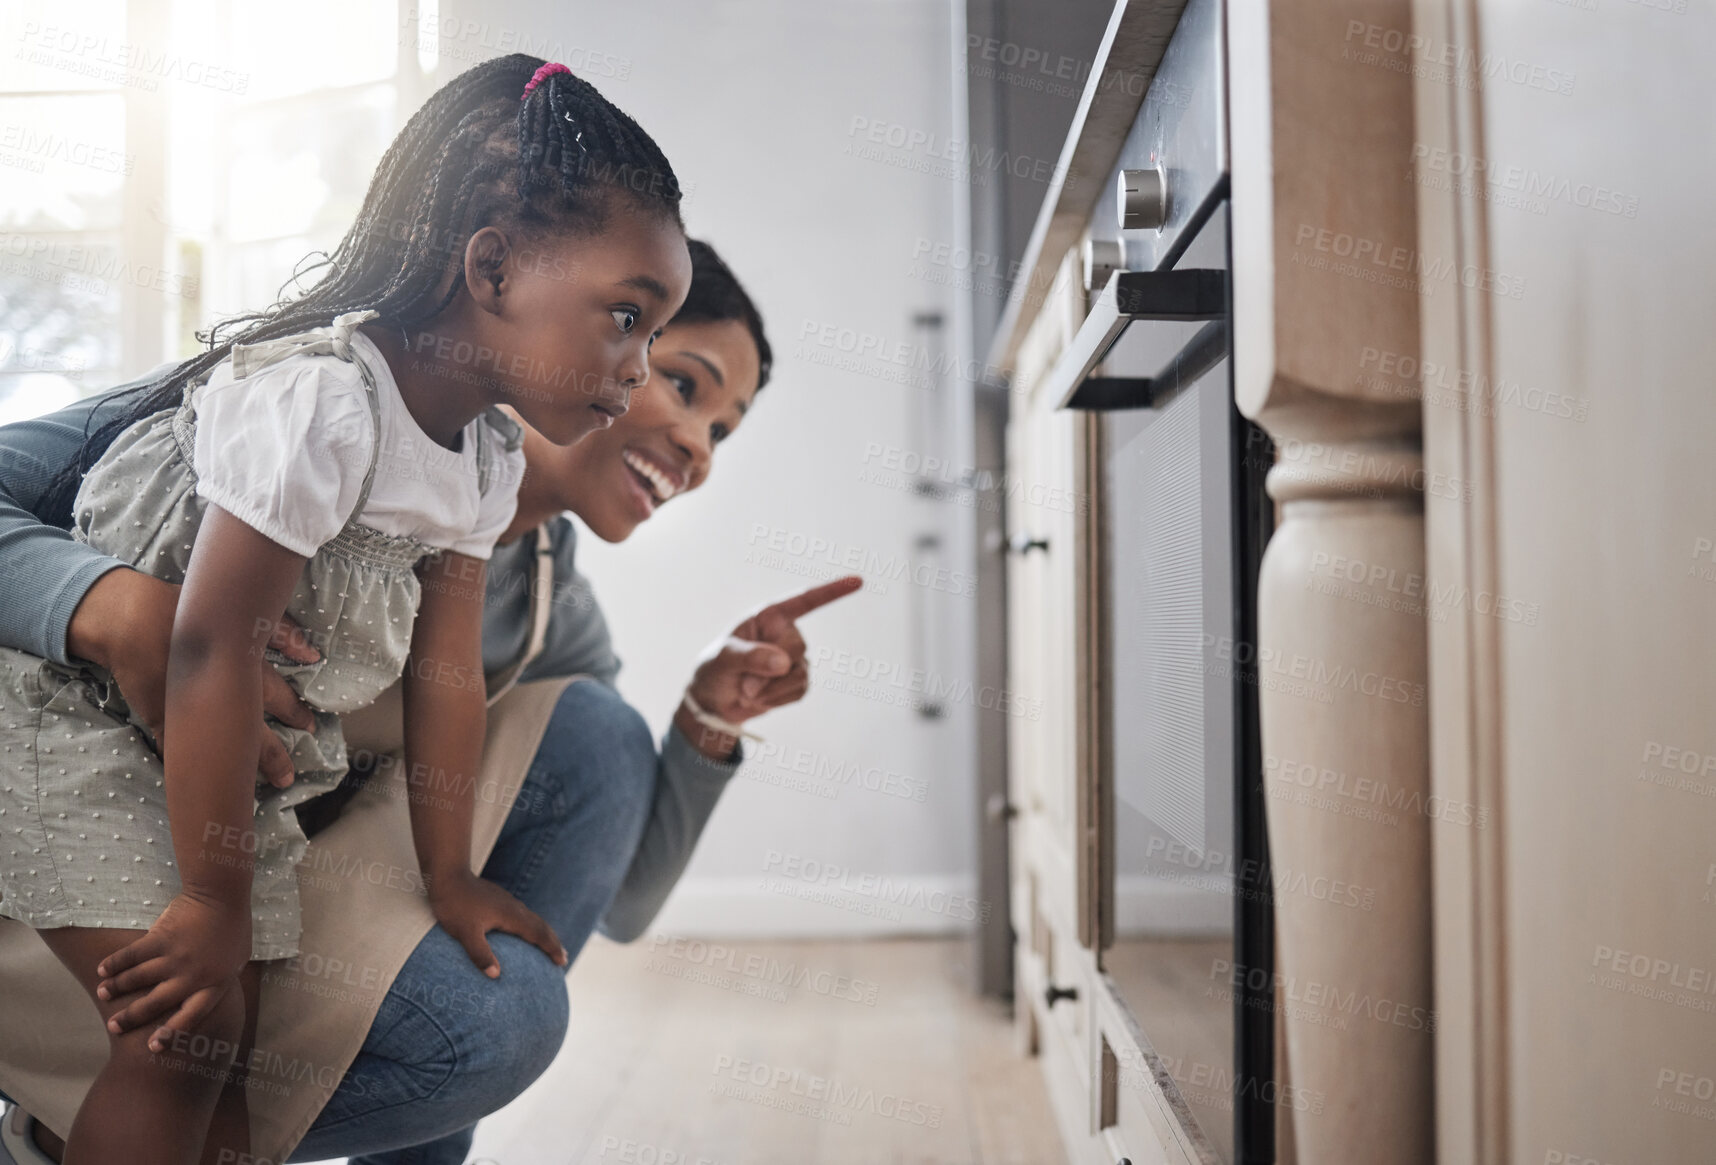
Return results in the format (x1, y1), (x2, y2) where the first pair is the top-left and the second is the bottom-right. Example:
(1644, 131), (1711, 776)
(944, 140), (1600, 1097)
(36, 927), (247, 1165)
(198, 963), (263, 1165)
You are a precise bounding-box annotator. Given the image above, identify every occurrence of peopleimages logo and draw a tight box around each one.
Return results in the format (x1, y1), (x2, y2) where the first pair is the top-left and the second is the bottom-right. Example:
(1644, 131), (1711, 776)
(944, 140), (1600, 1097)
(1410, 144), (1638, 219)
(762, 850), (991, 924)
(845, 115), (1074, 189)
(1342, 20), (1575, 97)
(710, 1054), (944, 1128)
(742, 741), (930, 803)
(647, 934), (882, 1005)
(747, 523), (975, 598)
(1201, 633), (1427, 707)
(0, 233), (199, 298)
(1207, 959), (1435, 1033)
(1354, 345), (1590, 423)
(795, 317), (1007, 389)
(397, 9), (632, 79)
(809, 645), (1042, 720)
(0, 123), (133, 175)
(15, 22), (250, 94)
(1266, 753), (1489, 829)
(858, 441), (1089, 515)
(1292, 222), (1527, 300)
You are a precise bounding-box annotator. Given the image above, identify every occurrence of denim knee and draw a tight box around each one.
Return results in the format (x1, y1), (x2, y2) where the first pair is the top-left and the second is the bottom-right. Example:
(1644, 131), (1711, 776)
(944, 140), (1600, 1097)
(536, 679), (656, 836)
(422, 934), (570, 1117)
(333, 953), (567, 1165)
(313, 933), (569, 1146)
(473, 936), (570, 1095)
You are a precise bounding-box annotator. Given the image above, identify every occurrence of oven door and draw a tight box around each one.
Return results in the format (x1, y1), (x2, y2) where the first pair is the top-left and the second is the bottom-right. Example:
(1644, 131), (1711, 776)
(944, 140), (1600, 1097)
(1080, 197), (1276, 1165)
(1021, 0), (1276, 1156)
(1056, 91), (1276, 1165)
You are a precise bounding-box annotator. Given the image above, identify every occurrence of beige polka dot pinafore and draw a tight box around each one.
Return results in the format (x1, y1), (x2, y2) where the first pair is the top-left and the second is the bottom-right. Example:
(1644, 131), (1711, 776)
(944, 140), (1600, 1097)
(0, 310), (508, 960)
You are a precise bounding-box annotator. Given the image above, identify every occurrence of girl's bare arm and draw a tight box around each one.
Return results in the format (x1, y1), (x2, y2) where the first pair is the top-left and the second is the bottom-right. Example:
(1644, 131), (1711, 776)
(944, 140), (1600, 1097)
(405, 549), (566, 976)
(96, 505), (308, 1041)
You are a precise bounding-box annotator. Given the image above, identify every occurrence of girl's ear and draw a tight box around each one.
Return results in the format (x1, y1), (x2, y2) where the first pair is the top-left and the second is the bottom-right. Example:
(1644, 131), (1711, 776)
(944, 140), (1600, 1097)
(462, 226), (513, 313)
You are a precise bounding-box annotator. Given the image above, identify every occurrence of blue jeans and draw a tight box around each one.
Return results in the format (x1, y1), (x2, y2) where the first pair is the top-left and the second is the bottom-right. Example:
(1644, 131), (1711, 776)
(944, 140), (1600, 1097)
(286, 679), (657, 1165)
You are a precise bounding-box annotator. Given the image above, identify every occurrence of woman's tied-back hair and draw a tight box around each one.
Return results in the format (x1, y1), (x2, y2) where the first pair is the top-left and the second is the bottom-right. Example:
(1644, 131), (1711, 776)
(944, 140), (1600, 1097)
(673, 240), (773, 392)
(41, 53), (684, 524)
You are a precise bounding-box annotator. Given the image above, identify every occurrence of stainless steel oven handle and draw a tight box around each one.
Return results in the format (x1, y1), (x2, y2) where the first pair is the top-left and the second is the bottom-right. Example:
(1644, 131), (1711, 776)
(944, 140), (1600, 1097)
(1045, 268), (1228, 411)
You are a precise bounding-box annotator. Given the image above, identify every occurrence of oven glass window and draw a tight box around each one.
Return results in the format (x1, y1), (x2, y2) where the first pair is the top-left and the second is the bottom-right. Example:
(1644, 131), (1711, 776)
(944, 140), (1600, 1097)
(1098, 202), (1248, 1163)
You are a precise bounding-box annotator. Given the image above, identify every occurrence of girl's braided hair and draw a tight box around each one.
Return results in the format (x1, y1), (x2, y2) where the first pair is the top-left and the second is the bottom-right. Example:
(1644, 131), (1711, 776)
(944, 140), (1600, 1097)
(41, 54), (683, 523)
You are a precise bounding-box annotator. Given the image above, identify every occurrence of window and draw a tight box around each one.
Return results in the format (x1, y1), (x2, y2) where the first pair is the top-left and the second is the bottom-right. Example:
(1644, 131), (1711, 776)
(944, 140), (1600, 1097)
(0, 0), (420, 424)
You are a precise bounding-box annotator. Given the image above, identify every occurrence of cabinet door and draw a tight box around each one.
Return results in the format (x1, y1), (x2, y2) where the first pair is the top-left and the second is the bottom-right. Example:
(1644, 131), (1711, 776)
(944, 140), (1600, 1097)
(1007, 376), (1101, 1138)
(1008, 397), (1096, 964)
(1415, 3), (1716, 1162)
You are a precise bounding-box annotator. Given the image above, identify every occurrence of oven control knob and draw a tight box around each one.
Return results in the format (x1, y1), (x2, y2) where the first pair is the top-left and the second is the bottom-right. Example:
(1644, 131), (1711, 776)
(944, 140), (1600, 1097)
(1082, 238), (1124, 292)
(1118, 166), (1168, 231)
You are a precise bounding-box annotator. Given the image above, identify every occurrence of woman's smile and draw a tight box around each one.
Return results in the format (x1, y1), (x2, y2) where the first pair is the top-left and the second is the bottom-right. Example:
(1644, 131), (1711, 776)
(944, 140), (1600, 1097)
(621, 446), (686, 517)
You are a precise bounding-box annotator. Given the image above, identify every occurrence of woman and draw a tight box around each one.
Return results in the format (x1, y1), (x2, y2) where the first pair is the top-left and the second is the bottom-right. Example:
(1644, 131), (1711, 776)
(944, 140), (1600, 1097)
(0, 240), (859, 1165)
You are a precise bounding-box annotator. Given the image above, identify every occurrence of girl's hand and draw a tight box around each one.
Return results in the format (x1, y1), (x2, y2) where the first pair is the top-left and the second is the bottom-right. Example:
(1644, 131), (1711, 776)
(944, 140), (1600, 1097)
(677, 576), (863, 759)
(92, 891), (252, 1051)
(427, 870), (568, 978)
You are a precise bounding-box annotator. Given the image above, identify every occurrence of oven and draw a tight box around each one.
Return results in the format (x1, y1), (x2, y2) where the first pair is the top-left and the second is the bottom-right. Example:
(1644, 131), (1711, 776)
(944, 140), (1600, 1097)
(1022, 0), (1276, 1159)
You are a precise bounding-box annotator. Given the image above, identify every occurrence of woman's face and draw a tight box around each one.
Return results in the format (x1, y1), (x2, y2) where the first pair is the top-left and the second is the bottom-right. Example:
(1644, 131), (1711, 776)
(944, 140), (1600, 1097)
(520, 315), (762, 540)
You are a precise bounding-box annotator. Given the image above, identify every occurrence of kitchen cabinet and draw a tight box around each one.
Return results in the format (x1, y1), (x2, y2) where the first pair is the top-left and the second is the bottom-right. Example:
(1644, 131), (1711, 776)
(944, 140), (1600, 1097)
(978, 0), (1715, 1162)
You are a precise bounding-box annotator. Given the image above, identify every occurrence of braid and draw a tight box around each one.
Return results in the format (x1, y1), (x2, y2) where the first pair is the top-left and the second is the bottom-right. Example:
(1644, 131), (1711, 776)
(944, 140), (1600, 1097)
(41, 54), (683, 523)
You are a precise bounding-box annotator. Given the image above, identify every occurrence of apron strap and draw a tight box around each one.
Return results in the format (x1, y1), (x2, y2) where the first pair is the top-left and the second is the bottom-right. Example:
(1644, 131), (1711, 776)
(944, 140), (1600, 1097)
(484, 521), (556, 708)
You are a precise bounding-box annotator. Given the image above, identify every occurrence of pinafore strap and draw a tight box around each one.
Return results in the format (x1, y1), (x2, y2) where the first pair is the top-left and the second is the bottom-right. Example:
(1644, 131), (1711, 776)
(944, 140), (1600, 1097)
(218, 309), (392, 521)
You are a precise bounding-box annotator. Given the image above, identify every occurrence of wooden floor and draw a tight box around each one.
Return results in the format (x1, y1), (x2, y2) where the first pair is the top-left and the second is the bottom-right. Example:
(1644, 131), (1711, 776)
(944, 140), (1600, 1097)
(452, 936), (1067, 1165)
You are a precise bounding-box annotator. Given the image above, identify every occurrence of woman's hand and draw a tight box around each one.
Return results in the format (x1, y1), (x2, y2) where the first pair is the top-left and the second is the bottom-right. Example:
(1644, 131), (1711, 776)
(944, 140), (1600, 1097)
(92, 891), (252, 1051)
(427, 870), (569, 978)
(67, 566), (321, 787)
(677, 576), (863, 760)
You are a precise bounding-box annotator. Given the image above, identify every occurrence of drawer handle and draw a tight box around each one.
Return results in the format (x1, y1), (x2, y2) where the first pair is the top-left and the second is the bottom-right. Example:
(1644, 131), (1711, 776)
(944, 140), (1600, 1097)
(1007, 534), (1050, 556)
(1045, 983), (1079, 1008)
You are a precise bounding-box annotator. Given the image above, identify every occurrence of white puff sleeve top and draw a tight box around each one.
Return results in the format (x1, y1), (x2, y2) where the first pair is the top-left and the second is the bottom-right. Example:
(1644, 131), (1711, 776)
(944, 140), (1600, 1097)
(191, 328), (524, 561)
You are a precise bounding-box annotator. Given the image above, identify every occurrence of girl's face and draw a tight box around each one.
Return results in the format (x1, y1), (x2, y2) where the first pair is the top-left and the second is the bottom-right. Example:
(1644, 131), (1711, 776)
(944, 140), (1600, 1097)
(521, 316), (761, 541)
(477, 208), (692, 447)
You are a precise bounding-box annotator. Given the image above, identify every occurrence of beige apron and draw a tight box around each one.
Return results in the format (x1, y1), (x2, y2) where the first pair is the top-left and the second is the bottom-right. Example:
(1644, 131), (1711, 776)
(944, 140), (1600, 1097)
(0, 524), (568, 1163)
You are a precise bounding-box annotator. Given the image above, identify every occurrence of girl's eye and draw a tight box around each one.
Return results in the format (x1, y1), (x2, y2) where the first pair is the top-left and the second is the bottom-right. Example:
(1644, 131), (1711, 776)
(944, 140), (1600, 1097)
(611, 308), (639, 334)
(668, 373), (694, 403)
(647, 328), (664, 351)
(712, 423), (731, 445)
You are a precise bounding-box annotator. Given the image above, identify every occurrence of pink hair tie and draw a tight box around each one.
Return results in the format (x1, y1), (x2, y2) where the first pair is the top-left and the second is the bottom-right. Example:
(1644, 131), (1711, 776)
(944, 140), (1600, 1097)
(522, 61), (570, 99)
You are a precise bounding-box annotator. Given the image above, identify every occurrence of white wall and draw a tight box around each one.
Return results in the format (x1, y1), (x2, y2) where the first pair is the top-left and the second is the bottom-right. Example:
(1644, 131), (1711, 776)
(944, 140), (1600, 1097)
(440, 0), (977, 936)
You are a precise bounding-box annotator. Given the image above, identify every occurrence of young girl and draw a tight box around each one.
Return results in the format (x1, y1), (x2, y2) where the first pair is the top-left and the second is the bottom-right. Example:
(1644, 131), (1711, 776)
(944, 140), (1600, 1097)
(0, 54), (690, 1165)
